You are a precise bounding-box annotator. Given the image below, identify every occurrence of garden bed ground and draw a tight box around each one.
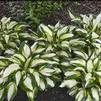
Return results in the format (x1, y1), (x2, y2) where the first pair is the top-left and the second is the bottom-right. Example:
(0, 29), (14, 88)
(12, 87), (74, 101)
(1, 0), (101, 101)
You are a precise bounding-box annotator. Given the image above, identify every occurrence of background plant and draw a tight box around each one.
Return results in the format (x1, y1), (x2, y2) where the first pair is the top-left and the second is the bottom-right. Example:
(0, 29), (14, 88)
(23, 1), (65, 29)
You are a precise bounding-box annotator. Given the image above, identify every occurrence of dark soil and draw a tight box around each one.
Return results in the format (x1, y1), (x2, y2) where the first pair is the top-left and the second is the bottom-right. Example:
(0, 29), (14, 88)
(43, 0), (101, 25)
(15, 87), (74, 101)
(1, 0), (101, 101)
(0, 1), (25, 22)
(36, 87), (74, 101)
(4, 87), (74, 101)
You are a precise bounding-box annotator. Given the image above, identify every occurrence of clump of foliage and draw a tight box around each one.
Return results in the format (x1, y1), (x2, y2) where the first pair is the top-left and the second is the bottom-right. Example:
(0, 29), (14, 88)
(0, 17), (27, 55)
(0, 42), (60, 101)
(23, 1), (64, 28)
(60, 50), (101, 101)
(60, 12), (101, 101)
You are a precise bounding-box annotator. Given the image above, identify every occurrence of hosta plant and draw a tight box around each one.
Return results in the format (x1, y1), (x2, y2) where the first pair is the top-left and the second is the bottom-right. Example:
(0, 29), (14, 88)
(0, 42), (60, 101)
(30, 22), (86, 73)
(0, 17), (28, 55)
(60, 12), (101, 101)
(69, 11), (101, 54)
(60, 50), (101, 101)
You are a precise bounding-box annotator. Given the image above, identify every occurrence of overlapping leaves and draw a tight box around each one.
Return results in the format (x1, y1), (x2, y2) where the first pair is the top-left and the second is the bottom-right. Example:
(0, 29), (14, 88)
(31, 22), (87, 72)
(60, 51), (101, 101)
(69, 11), (101, 53)
(0, 43), (60, 101)
(1, 11), (101, 101)
(35, 22), (86, 53)
(60, 12), (101, 101)
(0, 17), (28, 55)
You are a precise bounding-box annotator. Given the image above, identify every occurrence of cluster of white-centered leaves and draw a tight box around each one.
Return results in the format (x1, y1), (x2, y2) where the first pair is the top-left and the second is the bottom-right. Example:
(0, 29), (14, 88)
(0, 42), (60, 101)
(36, 22), (87, 53)
(59, 12), (101, 101)
(0, 17), (28, 55)
(35, 23), (74, 53)
(68, 11), (101, 54)
(31, 23), (87, 71)
(60, 50), (101, 101)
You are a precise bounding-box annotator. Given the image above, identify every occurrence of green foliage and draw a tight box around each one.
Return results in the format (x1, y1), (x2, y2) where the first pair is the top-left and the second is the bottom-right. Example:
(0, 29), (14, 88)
(24, 1), (64, 28)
